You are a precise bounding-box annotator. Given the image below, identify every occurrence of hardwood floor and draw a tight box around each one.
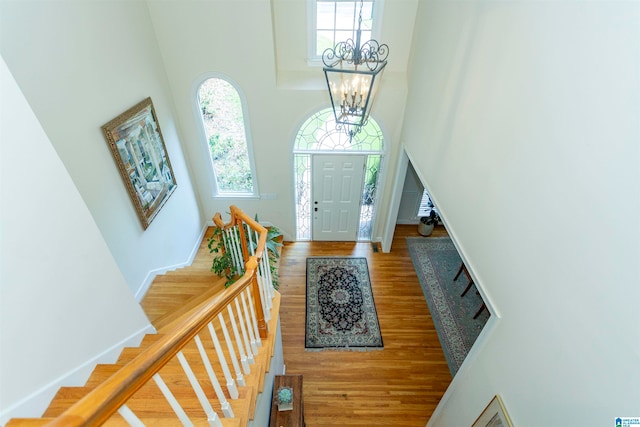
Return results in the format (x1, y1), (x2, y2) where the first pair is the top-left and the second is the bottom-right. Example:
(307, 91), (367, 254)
(140, 224), (452, 426)
(141, 227), (230, 331)
(278, 224), (451, 426)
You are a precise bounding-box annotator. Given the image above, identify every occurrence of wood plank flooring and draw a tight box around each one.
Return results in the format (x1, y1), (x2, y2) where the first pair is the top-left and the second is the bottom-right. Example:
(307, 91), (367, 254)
(278, 225), (451, 426)
(140, 227), (230, 330)
(141, 224), (452, 426)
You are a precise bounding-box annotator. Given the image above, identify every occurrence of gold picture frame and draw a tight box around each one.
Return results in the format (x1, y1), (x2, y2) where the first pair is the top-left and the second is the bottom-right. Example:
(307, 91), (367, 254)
(102, 97), (177, 229)
(472, 395), (514, 427)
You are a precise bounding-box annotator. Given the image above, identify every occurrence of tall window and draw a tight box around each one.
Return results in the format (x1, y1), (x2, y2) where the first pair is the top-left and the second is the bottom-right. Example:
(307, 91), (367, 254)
(311, 0), (376, 60)
(197, 77), (257, 196)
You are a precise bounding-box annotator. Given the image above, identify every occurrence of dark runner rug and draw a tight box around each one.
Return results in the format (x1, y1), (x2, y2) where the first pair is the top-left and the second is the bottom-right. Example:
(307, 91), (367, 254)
(305, 257), (383, 351)
(406, 237), (490, 376)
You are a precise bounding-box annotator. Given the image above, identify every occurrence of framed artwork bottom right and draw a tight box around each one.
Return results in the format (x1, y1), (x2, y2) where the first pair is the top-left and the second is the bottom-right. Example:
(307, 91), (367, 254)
(472, 395), (514, 427)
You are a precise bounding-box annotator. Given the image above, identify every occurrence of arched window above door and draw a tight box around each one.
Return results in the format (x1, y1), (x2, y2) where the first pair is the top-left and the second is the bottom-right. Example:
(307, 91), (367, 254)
(294, 109), (383, 152)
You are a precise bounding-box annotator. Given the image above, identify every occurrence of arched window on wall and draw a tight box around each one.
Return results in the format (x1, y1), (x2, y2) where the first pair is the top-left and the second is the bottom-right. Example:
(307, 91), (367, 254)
(197, 77), (257, 197)
(294, 108), (384, 241)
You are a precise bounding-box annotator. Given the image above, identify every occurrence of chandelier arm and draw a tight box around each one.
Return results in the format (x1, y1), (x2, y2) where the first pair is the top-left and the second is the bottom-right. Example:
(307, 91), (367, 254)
(322, 39), (358, 67)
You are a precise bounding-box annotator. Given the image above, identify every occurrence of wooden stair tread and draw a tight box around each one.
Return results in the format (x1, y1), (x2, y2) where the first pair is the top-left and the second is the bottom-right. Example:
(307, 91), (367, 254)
(40, 291), (281, 422)
(11, 224), (281, 426)
(151, 276), (230, 332)
(85, 364), (123, 387)
(43, 382), (255, 422)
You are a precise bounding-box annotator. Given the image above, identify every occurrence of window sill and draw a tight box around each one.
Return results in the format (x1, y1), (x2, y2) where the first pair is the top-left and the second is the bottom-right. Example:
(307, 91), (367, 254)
(212, 194), (260, 200)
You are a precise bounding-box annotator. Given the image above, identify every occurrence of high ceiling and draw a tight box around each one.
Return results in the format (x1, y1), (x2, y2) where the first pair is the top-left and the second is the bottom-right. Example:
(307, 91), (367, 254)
(271, 0), (419, 88)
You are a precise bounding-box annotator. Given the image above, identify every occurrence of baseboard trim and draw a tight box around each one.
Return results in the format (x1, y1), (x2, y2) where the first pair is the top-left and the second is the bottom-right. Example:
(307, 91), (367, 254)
(134, 224), (209, 302)
(0, 323), (155, 425)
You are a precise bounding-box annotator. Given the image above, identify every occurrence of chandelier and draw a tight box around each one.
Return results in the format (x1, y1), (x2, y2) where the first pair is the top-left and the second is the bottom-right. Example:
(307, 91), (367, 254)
(322, 0), (389, 139)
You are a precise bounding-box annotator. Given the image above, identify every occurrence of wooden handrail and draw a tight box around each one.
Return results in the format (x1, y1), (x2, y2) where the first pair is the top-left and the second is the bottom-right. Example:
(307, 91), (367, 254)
(45, 207), (270, 426)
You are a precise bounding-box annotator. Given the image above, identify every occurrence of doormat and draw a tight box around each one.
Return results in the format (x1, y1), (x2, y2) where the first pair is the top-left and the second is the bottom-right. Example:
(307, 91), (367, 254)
(305, 257), (383, 351)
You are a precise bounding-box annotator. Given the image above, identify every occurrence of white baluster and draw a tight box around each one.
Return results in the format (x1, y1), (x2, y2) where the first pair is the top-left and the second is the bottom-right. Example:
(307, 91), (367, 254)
(255, 266), (267, 322)
(223, 228), (236, 275)
(117, 404), (145, 426)
(245, 288), (263, 348)
(262, 250), (275, 299)
(235, 298), (255, 365)
(241, 291), (259, 354)
(218, 312), (245, 386)
(246, 223), (255, 256)
(254, 227), (267, 299)
(193, 335), (235, 418)
(207, 322), (239, 399)
(231, 226), (245, 272)
(227, 305), (250, 373)
(176, 351), (226, 426)
(256, 227), (274, 305)
(153, 373), (194, 426)
(259, 253), (273, 319)
(224, 227), (243, 275)
(221, 232), (234, 275)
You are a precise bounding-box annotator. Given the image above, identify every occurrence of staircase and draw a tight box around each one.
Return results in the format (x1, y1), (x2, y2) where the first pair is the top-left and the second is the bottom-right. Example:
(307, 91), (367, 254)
(7, 207), (282, 427)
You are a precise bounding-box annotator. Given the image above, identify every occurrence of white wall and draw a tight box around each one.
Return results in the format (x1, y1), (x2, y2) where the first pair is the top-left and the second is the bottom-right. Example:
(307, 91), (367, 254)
(0, 1), (203, 296)
(147, 0), (300, 238)
(396, 162), (422, 224)
(147, 0), (413, 242)
(0, 57), (153, 423)
(401, 1), (640, 425)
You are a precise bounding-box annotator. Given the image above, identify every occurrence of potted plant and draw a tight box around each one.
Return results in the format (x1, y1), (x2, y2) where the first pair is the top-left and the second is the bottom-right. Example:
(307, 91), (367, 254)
(275, 386), (294, 411)
(208, 216), (284, 288)
(264, 224), (283, 289)
(418, 209), (440, 236)
(253, 215), (284, 289)
(207, 226), (238, 287)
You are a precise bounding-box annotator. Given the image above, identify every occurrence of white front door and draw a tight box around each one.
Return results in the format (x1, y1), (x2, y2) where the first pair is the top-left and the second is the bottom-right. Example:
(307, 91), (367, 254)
(312, 154), (366, 241)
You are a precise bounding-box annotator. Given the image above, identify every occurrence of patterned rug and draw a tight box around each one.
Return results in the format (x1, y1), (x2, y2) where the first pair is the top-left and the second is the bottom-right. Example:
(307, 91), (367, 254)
(305, 257), (383, 351)
(406, 237), (490, 376)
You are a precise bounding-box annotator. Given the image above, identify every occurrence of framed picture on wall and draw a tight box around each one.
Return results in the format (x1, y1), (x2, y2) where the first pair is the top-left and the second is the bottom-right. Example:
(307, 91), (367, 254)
(472, 395), (514, 427)
(102, 97), (177, 230)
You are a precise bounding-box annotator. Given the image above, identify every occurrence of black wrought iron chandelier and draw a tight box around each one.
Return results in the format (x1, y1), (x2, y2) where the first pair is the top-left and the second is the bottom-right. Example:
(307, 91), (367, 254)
(322, 0), (389, 139)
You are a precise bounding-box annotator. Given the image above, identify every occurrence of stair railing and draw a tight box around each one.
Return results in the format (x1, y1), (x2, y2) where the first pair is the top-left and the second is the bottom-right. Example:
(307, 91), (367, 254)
(213, 206), (275, 321)
(43, 206), (273, 427)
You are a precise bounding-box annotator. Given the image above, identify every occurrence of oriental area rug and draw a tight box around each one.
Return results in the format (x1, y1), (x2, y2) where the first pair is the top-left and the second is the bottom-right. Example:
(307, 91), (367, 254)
(406, 237), (490, 376)
(305, 257), (383, 351)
